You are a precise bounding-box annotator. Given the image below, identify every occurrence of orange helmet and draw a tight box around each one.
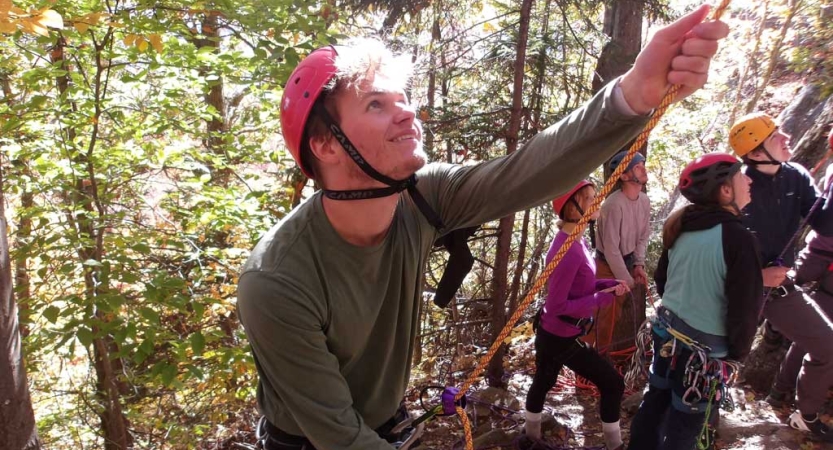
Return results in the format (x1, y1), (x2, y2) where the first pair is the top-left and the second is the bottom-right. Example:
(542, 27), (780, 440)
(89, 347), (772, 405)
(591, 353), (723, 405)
(729, 112), (777, 157)
(280, 46), (338, 178)
(552, 180), (594, 218)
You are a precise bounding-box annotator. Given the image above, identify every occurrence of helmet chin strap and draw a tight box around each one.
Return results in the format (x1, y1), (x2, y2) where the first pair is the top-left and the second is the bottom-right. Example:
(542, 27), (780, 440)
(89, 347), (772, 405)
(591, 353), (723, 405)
(567, 197), (585, 221)
(564, 197), (597, 245)
(312, 103), (445, 231)
(746, 146), (792, 167)
(622, 170), (647, 185)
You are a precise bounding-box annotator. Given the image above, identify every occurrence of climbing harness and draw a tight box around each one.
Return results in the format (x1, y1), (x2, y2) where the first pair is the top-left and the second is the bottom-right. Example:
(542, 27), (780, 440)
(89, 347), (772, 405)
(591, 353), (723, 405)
(255, 405), (426, 450)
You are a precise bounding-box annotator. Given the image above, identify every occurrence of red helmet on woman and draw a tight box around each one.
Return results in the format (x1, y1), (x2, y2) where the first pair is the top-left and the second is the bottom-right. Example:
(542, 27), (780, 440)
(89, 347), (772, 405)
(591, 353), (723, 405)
(280, 46), (339, 178)
(679, 153), (742, 204)
(552, 180), (594, 217)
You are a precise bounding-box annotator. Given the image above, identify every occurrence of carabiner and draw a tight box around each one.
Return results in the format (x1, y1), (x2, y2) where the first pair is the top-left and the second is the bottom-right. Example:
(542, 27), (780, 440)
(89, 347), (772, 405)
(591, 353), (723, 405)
(682, 386), (702, 405)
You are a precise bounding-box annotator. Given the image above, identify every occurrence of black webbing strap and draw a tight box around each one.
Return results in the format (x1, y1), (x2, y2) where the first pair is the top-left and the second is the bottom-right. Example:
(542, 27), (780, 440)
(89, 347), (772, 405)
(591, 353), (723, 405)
(312, 102), (445, 232)
(433, 226), (477, 308)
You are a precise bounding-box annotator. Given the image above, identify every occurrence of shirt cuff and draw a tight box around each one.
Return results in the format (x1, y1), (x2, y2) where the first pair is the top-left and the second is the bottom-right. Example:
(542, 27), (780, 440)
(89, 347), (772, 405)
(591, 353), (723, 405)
(612, 78), (639, 117)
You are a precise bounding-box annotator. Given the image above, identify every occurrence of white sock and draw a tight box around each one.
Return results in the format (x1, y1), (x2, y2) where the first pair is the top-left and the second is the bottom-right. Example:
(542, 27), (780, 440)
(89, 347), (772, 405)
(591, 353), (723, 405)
(602, 420), (623, 449)
(524, 410), (542, 439)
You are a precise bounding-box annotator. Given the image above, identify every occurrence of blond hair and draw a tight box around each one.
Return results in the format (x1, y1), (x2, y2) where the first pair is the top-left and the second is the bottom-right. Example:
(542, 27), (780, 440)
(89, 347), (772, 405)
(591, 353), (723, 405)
(331, 37), (413, 93)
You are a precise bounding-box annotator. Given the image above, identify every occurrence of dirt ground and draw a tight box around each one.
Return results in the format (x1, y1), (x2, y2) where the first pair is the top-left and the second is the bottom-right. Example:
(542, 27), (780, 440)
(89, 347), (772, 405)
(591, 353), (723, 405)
(411, 333), (833, 450)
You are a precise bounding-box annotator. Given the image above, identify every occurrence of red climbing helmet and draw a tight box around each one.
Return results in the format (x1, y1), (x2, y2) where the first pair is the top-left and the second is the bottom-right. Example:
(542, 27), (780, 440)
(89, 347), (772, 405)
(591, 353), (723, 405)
(552, 180), (594, 217)
(280, 46), (339, 178)
(679, 153), (742, 204)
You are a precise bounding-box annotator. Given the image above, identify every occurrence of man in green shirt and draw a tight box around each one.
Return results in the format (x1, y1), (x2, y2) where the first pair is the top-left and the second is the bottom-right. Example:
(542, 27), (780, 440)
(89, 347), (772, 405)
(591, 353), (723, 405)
(238, 6), (729, 449)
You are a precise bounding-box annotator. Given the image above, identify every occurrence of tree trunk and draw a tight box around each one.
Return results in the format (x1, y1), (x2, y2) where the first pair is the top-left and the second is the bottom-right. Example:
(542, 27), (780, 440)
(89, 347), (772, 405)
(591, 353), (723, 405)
(0, 163), (40, 450)
(728, 0), (770, 125)
(486, 0), (533, 388)
(1, 70), (32, 339)
(425, 0), (442, 161)
(508, 210), (531, 314)
(13, 190), (32, 338)
(744, 0), (800, 114)
(193, 12), (234, 185)
(597, 0), (646, 182)
(53, 33), (132, 450)
(592, 0), (643, 93)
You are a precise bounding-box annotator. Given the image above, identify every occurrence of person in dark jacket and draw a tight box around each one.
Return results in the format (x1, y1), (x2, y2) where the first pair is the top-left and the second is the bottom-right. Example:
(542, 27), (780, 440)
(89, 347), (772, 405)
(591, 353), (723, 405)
(628, 153), (762, 450)
(731, 113), (833, 268)
(730, 113), (833, 442)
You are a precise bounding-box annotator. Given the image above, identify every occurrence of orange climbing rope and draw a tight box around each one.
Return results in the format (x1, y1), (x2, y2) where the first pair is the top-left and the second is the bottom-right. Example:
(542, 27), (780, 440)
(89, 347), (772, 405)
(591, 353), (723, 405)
(451, 2), (732, 448)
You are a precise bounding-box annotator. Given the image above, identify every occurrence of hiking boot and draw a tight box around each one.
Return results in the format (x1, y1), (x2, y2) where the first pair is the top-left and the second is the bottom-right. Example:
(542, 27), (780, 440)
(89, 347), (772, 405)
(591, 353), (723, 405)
(788, 411), (833, 442)
(765, 387), (795, 408)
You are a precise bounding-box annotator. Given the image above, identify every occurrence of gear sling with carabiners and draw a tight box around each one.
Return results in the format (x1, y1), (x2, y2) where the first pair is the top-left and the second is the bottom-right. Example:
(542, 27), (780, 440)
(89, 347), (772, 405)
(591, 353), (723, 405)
(638, 306), (741, 449)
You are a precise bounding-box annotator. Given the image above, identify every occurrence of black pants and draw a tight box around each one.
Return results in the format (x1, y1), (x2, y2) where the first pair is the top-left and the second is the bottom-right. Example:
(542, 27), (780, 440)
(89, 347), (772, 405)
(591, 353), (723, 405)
(525, 327), (624, 422)
(259, 405), (411, 450)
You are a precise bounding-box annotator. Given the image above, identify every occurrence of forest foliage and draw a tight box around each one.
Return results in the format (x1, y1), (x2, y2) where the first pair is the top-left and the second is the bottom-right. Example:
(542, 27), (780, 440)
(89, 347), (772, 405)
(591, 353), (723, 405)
(1, 0), (831, 448)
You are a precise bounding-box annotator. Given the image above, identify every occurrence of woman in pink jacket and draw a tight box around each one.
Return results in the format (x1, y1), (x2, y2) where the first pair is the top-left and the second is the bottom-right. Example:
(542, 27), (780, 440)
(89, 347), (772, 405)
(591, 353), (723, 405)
(524, 180), (629, 449)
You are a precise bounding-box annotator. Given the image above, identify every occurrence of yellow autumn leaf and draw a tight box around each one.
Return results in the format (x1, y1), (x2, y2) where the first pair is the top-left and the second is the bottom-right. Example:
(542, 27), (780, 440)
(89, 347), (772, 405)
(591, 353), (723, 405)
(123, 33), (137, 46)
(21, 18), (48, 36)
(36, 10), (63, 28)
(136, 37), (148, 52)
(148, 33), (163, 53)
(483, 22), (496, 33)
(86, 12), (102, 24)
(74, 21), (88, 33)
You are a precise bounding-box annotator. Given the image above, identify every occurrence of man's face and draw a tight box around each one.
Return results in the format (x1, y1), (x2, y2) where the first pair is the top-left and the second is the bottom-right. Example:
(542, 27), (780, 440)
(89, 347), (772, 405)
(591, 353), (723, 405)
(761, 128), (791, 162)
(331, 74), (426, 183)
(623, 161), (648, 184)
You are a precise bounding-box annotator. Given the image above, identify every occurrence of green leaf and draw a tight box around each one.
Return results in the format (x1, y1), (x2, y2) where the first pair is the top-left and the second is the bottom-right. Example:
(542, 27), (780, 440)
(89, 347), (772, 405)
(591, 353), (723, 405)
(190, 331), (205, 356)
(43, 305), (60, 323)
(184, 364), (205, 381)
(132, 242), (150, 254)
(76, 327), (93, 347)
(138, 306), (159, 325)
(161, 363), (177, 386)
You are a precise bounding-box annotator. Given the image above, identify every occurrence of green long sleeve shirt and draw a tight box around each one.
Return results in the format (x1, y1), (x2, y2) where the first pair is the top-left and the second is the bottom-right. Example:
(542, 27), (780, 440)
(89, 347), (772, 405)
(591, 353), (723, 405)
(237, 81), (649, 449)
